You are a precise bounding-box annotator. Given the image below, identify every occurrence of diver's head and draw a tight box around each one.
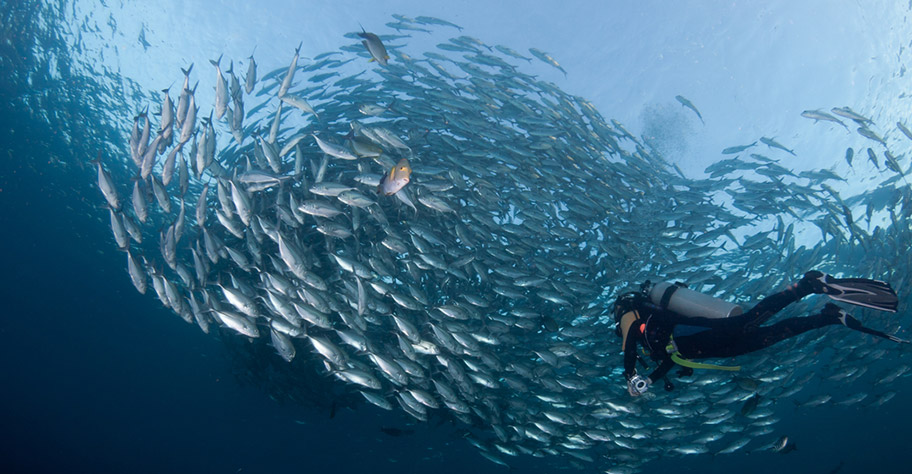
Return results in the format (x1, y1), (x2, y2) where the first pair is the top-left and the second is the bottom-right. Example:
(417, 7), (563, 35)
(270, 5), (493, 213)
(612, 291), (642, 337)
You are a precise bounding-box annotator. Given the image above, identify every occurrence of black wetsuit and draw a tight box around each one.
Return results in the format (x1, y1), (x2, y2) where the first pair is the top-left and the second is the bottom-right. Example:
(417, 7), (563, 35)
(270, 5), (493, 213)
(623, 284), (837, 382)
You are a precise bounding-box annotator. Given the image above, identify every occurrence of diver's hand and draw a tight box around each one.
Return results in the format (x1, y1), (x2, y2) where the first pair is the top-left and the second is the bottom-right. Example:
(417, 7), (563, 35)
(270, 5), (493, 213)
(627, 374), (651, 397)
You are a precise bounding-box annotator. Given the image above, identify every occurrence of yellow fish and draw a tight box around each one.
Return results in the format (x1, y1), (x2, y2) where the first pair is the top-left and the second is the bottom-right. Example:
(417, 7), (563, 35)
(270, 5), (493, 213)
(378, 158), (411, 196)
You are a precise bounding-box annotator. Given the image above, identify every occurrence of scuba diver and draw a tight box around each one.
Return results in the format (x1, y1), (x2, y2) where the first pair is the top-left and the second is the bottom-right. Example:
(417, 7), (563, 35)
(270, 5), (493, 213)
(614, 271), (905, 397)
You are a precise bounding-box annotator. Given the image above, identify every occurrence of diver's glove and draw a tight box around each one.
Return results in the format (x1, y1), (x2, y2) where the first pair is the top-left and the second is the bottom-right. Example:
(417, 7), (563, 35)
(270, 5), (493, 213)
(627, 374), (651, 396)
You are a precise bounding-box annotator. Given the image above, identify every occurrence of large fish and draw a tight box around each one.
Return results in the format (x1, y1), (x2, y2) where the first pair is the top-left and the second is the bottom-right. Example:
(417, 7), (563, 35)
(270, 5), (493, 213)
(175, 64), (193, 128)
(675, 95), (704, 124)
(721, 141), (757, 154)
(160, 87), (174, 143)
(801, 109), (848, 129)
(357, 27), (390, 66)
(312, 134), (359, 160)
(244, 48), (257, 95)
(210, 55), (228, 120)
(278, 42), (302, 98)
(528, 47), (566, 75)
(377, 158), (411, 196)
(280, 94), (318, 118)
(126, 250), (147, 294)
(132, 180), (147, 223)
(94, 153), (120, 210)
(759, 136), (795, 156)
(831, 106), (871, 124)
(178, 93), (196, 145)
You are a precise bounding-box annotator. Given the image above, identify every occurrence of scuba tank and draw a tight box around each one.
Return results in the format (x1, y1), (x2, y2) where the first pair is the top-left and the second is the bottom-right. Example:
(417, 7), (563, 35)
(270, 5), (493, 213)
(648, 281), (742, 319)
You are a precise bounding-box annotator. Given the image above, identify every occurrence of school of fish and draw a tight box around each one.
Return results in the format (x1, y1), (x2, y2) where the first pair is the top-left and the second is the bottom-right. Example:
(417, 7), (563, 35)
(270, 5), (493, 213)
(92, 15), (912, 473)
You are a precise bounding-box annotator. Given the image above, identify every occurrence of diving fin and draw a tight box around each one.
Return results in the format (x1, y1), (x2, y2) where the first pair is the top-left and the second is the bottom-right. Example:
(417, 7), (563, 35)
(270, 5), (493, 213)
(805, 271), (899, 312)
(824, 303), (909, 344)
(855, 325), (910, 344)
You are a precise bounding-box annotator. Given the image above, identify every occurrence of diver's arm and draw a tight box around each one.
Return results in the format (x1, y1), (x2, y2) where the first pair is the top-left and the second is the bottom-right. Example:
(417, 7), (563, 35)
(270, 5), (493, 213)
(622, 330), (639, 380)
(623, 329), (653, 396)
(647, 357), (675, 383)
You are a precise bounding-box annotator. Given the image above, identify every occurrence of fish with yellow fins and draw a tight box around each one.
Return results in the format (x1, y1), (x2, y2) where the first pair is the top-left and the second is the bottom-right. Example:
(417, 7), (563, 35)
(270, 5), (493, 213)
(378, 158), (411, 196)
(357, 26), (390, 66)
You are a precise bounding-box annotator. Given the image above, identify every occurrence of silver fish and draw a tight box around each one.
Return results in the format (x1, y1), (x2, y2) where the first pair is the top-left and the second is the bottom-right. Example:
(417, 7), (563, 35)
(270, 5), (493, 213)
(211, 55), (228, 119)
(132, 180), (147, 223)
(211, 309), (259, 338)
(126, 250), (146, 294)
(313, 134), (359, 160)
(95, 155), (120, 210)
(244, 50), (257, 95)
(278, 42), (302, 98)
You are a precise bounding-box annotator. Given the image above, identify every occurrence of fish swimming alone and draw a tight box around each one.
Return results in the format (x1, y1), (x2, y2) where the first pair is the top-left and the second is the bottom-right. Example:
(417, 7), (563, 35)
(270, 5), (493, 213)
(675, 95), (704, 124)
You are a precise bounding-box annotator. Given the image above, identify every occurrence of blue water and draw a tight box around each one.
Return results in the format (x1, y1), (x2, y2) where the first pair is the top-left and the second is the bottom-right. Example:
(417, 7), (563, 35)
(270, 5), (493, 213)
(2, 1), (911, 473)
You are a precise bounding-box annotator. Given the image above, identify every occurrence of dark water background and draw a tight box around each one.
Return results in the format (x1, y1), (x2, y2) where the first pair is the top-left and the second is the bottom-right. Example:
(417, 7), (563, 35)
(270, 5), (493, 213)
(2, 1), (911, 473)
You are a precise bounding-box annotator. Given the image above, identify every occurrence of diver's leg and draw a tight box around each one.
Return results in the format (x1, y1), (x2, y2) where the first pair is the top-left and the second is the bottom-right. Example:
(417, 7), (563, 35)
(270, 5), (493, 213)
(677, 307), (838, 359)
(678, 284), (807, 332)
(730, 312), (838, 354)
(737, 272), (819, 327)
(823, 303), (909, 343)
